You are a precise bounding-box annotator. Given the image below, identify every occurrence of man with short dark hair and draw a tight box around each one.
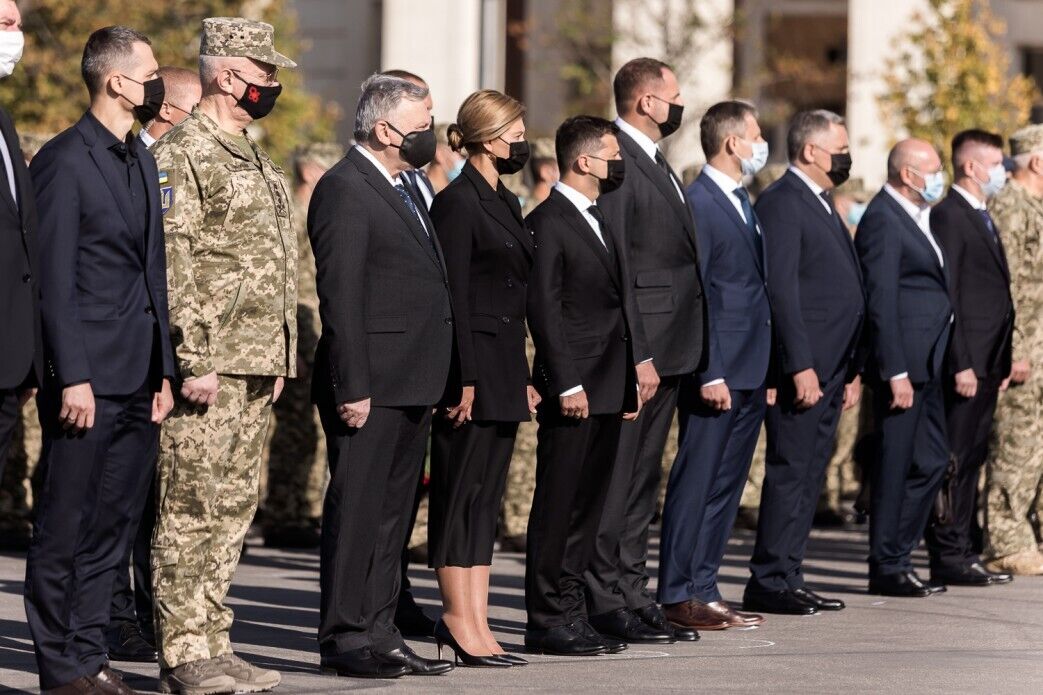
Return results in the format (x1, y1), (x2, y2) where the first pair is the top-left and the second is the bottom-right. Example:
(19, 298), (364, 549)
(926, 129), (1015, 587)
(585, 56), (705, 645)
(744, 109), (865, 615)
(659, 101), (770, 632)
(525, 115), (648, 656)
(24, 25), (175, 694)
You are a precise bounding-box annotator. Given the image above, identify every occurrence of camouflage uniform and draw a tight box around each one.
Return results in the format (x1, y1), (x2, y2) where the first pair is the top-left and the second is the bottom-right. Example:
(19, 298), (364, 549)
(984, 137), (1043, 562)
(261, 144), (342, 539)
(151, 18), (297, 670)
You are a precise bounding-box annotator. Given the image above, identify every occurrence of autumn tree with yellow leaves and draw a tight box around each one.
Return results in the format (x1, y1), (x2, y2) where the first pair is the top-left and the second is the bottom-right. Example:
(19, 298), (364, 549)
(881, 0), (1038, 165)
(2, 0), (337, 165)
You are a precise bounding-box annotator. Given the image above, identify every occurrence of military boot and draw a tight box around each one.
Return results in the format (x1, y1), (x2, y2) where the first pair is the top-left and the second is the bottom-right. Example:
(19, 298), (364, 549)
(158, 658), (235, 695)
(212, 653), (281, 693)
(985, 549), (1043, 576)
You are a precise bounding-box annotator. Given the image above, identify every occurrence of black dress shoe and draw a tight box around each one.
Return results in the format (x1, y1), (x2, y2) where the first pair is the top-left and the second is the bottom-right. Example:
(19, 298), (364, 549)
(377, 644), (454, 675)
(394, 597), (437, 638)
(792, 587), (845, 611)
(320, 649), (410, 679)
(868, 571), (932, 598)
(972, 561), (1013, 584)
(743, 589), (818, 615)
(106, 622), (157, 663)
(931, 564), (992, 586)
(588, 607), (674, 644)
(633, 603), (699, 642)
(575, 619), (627, 653)
(524, 623), (608, 656)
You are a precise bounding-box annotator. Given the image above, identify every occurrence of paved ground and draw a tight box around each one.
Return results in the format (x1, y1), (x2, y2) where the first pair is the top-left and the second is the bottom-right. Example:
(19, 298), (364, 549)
(2, 528), (1042, 694)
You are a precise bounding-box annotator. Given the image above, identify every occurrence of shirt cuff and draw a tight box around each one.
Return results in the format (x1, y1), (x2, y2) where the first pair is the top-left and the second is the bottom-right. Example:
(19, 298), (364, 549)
(638, 358), (653, 365)
(560, 385), (583, 397)
(702, 378), (725, 387)
(890, 372), (909, 381)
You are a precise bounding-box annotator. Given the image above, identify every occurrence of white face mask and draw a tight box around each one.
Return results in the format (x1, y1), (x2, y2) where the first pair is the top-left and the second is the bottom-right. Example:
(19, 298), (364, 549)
(739, 139), (769, 177)
(975, 161), (1007, 199)
(0, 31), (23, 79)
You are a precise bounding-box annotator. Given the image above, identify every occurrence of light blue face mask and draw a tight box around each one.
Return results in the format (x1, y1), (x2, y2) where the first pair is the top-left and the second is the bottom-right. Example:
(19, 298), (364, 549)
(911, 168), (946, 204)
(975, 161), (1007, 198)
(846, 201), (868, 227)
(739, 139), (769, 177)
(447, 159), (465, 182)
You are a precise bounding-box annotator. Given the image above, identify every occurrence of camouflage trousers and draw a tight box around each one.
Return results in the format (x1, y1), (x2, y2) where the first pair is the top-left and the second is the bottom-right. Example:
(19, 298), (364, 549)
(152, 374), (275, 669)
(984, 381), (1043, 559)
(0, 399), (42, 538)
(740, 427), (768, 509)
(818, 404), (862, 512)
(262, 369), (327, 527)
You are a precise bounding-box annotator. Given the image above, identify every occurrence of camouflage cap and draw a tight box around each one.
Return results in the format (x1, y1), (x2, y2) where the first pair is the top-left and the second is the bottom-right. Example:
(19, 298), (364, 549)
(531, 137), (556, 161)
(293, 142), (344, 171)
(200, 17), (296, 69)
(1010, 124), (1043, 156)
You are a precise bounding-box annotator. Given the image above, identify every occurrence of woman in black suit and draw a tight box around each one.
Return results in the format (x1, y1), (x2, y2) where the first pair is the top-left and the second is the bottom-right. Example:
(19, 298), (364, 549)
(428, 89), (538, 666)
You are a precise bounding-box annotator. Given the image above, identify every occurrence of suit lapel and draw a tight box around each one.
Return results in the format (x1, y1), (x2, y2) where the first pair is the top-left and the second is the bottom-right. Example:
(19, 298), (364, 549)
(788, 171), (861, 282)
(949, 190), (1009, 281)
(463, 165), (534, 259)
(619, 131), (697, 252)
(551, 190), (619, 289)
(0, 112), (21, 218)
(85, 133), (142, 256)
(880, 191), (947, 285)
(699, 173), (763, 275)
(140, 152), (161, 269)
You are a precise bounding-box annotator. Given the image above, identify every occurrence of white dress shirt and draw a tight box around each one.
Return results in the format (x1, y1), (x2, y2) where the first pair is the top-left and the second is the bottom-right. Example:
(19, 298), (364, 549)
(788, 165), (832, 214)
(614, 116), (684, 202)
(355, 144), (428, 233)
(702, 163), (749, 225)
(0, 128), (18, 205)
(138, 127), (157, 150)
(951, 183), (986, 211)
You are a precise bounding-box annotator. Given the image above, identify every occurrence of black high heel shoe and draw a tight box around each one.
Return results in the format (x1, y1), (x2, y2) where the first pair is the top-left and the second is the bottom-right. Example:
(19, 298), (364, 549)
(496, 653), (528, 666)
(433, 619), (512, 668)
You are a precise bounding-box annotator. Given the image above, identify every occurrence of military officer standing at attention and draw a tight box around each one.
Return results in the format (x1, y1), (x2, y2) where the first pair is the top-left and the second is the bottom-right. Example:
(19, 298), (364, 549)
(149, 17), (297, 695)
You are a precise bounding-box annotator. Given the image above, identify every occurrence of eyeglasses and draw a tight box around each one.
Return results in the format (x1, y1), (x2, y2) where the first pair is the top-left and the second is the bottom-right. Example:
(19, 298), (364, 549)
(230, 67), (279, 86)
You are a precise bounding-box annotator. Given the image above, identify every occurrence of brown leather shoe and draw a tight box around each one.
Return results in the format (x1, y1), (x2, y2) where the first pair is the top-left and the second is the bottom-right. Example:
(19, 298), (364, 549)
(92, 667), (139, 695)
(705, 600), (765, 627)
(663, 600), (731, 631)
(43, 677), (101, 695)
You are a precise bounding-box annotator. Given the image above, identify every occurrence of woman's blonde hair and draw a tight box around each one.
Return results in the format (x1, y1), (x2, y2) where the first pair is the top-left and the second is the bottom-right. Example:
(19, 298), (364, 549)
(446, 89), (526, 156)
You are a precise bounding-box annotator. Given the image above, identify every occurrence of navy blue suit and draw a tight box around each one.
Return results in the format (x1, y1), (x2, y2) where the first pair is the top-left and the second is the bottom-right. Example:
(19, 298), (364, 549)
(24, 113), (173, 689)
(856, 188), (952, 578)
(747, 169), (865, 595)
(659, 171), (771, 605)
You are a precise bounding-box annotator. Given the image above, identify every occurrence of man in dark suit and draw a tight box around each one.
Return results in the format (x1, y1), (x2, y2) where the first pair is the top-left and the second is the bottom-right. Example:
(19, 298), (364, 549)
(23, 26), (175, 693)
(587, 57), (704, 643)
(926, 130), (1016, 587)
(0, 0), (40, 484)
(857, 139), (953, 597)
(745, 110), (865, 615)
(526, 115), (652, 656)
(659, 101), (771, 632)
(309, 74), (453, 679)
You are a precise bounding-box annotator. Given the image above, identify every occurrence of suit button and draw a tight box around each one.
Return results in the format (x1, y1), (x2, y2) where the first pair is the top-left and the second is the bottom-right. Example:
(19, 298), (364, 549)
(506, 278), (514, 288)
(505, 241), (514, 248)
(444, 317), (453, 326)
(766, 319), (772, 326)
(145, 306), (154, 315)
(501, 316), (510, 324)
(22, 273), (31, 283)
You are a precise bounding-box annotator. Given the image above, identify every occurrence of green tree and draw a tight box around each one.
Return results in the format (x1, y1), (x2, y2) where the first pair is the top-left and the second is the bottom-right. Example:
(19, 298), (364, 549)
(880, 0), (1038, 166)
(3, 0), (337, 165)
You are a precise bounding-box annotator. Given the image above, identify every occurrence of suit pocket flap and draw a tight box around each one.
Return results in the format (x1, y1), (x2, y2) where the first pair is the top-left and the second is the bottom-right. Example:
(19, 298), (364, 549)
(568, 337), (608, 358)
(365, 316), (407, 333)
(635, 269), (673, 288)
(470, 315), (500, 335)
(635, 289), (674, 315)
(78, 303), (119, 321)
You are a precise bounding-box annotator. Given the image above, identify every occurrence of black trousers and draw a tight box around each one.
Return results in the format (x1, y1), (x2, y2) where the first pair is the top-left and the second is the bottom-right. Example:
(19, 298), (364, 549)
(429, 418), (519, 568)
(108, 474), (156, 640)
(397, 462), (427, 614)
(526, 409), (621, 630)
(318, 404), (431, 655)
(0, 388), (19, 483)
(925, 374), (1002, 571)
(24, 383), (157, 689)
(869, 377), (949, 577)
(748, 372), (846, 593)
(585, 376), (680, 614)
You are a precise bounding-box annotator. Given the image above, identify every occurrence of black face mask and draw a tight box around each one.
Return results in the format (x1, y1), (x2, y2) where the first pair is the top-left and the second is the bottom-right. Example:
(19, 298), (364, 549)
(495, 138), (530, 175)
(590, 155), (626, 194)
(826, 152), (853, 187)
(232, 72), (281, 120)
(121, 74), (165, 125)
(649, 95), (684, 138)
(387, 122), (437, 169)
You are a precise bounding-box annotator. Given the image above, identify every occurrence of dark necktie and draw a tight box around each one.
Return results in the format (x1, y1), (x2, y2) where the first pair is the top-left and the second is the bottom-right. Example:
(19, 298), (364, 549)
(733, 187), (763, 265)
(394, 182), (428, 237)
(586, 204), (611, 252)
(977, 208), (1000, 245)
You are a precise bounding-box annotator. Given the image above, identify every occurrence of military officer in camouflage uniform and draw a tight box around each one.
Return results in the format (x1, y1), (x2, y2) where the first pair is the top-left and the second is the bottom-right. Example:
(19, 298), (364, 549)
(261, 142), (341, 548)
(984, 124), (1043, 576)
(150, 18), (297, 694)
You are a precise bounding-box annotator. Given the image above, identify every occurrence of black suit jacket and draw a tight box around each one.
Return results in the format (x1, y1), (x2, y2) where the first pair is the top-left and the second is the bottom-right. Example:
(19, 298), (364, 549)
(31, 113), (174, 396)
(757, 169), (865, 383)
(431, 162), (533, 421)
(856, 189), (953, 384)
(930, 189), (1013, 379)
(597, 129), (705, 377)
(0, 106), (42, 390)
(309, 147), (454, 408)
(526, 189), (638, 415)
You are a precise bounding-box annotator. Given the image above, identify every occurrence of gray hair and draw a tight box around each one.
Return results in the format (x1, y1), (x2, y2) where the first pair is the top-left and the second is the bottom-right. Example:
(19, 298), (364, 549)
(786, 109), (845, 162)
(1013, 151), (1040, 170)
(353, 73), (429, 143)
(81, 25), (151, 97)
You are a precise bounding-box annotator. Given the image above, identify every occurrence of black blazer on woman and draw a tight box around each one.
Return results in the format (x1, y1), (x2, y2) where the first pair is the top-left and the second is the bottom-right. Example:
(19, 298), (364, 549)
(431, 162), (534, 422)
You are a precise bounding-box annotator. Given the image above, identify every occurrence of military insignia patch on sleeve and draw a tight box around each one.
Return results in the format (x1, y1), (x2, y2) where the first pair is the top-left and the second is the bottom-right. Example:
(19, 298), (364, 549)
(159, 170), (173, 215)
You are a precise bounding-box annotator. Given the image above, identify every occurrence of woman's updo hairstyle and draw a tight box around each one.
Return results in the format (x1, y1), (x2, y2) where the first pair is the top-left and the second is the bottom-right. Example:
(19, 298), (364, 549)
(447, 89), (526, 156)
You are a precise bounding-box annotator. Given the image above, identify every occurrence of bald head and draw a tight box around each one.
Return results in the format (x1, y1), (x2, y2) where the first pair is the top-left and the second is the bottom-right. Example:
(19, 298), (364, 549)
(887, 139), (940, 183)
(158, 66), (201, 113)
